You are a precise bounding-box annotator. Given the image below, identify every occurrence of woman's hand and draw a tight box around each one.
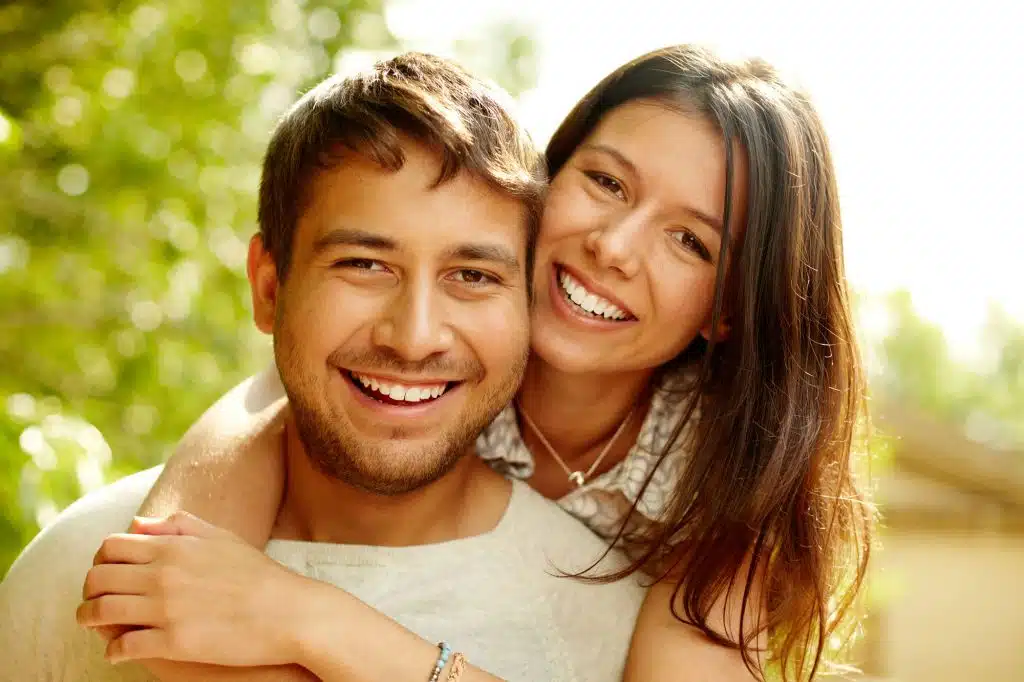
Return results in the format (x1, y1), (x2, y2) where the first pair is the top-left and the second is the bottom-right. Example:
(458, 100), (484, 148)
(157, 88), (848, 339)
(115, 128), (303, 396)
(77, 511), (315, 667)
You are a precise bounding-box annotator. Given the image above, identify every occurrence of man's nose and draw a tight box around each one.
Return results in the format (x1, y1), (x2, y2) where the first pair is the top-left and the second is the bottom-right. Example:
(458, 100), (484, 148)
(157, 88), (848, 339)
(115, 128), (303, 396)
(371, 278), (454, 362)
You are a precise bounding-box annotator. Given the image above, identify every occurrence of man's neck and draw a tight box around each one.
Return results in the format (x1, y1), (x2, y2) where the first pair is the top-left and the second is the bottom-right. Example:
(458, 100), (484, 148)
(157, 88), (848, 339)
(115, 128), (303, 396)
(273, 419), (511, 547)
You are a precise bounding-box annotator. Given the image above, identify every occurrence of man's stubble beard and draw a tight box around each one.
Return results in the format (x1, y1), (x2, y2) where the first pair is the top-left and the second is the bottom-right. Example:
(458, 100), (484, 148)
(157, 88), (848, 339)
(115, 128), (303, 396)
(276, 335), (529, 496)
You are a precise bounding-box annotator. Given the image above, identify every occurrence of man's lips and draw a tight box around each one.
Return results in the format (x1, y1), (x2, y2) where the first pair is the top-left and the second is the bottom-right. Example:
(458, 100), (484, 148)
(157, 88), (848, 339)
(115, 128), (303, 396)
(346, 369), (455, 405)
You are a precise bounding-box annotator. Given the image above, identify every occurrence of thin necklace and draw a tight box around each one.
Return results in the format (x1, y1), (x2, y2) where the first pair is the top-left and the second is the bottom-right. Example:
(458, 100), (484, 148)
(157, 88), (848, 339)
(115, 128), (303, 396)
(516, 401), (637, 489)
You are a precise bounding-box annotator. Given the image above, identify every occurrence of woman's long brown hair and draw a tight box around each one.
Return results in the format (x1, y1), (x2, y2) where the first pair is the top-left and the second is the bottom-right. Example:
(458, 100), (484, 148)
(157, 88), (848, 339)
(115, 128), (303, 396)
(547, 46), (874, 681)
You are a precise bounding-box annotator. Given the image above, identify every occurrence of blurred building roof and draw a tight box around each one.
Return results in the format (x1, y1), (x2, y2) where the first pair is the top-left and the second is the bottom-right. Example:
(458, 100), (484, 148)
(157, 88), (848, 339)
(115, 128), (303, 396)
(874, 398), (1024, 532)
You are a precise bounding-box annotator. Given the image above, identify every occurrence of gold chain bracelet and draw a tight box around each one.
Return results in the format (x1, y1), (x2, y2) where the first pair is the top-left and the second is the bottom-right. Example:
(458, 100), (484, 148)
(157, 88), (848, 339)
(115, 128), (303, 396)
(445, 652), (467, 682)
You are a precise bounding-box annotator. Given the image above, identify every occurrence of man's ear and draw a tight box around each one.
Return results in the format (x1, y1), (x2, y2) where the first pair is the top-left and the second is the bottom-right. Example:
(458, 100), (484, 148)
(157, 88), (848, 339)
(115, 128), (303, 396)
(247, 234), (279, 334)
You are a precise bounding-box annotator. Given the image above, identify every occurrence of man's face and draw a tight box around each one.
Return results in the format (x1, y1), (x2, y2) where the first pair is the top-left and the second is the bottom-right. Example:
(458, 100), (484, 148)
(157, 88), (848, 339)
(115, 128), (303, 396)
(249, 138), (531, 495)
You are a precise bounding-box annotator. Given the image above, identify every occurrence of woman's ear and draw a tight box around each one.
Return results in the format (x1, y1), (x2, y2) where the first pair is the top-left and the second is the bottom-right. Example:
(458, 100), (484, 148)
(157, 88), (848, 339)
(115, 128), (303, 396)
(699, 315), (731, 343)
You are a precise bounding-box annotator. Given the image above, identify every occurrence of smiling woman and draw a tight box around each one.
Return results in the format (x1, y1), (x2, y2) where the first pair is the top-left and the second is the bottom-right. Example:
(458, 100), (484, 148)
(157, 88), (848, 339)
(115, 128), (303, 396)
(531, 100), (742, 375)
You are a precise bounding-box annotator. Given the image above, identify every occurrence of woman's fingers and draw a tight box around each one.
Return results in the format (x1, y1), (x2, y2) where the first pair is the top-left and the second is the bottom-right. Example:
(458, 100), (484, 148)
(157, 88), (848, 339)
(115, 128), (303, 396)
(76, 594), (161, 628)
(92, 533), (159, 566)
(106, 627), (173, 663)
(82, 562), (153, 600)
(132, 510), (230, 540)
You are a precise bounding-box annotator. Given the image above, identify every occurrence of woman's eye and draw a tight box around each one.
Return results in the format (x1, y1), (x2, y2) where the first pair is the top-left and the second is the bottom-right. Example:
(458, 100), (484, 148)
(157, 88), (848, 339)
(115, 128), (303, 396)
(584, 171), (626, 200)
(671, 230), (712, 261)
(335, 258), (387, 272)
(450, 269), (495, 285)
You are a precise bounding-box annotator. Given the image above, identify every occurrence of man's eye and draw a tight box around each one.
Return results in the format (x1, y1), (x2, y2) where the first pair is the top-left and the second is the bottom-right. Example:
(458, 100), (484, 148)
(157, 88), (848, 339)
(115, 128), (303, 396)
(334, 258), (387, 272)
(450, 269), (496, 285)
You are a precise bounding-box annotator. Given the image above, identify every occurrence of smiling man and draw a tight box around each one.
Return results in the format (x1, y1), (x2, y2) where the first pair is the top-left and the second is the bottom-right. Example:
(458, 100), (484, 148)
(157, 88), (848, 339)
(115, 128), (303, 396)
(0, 53), (644, 681)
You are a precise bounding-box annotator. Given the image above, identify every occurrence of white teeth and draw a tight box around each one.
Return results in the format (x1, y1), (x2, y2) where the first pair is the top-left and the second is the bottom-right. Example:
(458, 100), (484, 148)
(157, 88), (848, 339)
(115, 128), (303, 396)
(351, 373), (448, 404)
(558, 270), (630, 321)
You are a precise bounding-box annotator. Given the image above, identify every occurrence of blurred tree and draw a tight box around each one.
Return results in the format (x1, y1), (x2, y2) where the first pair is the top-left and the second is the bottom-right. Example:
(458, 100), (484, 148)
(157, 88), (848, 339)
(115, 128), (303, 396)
(870, 291), (1024, 451)
(0, 0), (539, 574)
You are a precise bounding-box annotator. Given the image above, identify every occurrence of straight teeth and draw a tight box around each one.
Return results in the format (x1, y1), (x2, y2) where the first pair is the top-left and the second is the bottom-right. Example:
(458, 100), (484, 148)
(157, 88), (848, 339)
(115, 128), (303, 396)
(351, 372), (448, 403)
(558, 270), (631, 321)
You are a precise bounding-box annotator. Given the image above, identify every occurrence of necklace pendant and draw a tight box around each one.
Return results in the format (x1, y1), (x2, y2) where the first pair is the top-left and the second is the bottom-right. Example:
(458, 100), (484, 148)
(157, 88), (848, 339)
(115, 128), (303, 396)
(568, 471), (586, 488)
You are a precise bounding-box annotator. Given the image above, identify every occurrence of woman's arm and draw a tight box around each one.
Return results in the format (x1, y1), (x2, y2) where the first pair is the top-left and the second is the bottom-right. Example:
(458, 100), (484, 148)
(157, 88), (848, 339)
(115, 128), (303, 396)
(137, 364), (288, 547)
(87, 515), (766, 682)
(142, 570), (766, 682)
(293, 577), (505, 682)
(123, 584), (764, 682)
(143, 661), (316, 682)
(81, 514), (505, 682)
(624, 562), (766, 682)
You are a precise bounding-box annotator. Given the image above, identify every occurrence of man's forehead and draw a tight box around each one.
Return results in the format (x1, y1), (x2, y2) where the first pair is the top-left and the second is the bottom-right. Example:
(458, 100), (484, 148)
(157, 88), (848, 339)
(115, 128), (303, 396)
(302, 168), (526, 245)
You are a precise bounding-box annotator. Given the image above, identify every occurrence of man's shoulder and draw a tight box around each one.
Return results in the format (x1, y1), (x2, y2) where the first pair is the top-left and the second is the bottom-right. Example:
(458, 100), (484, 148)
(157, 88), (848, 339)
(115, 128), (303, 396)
(507, 481), (610, 549)
(7, 466), (161, 576)
(505, 481), (641, 581)
(0, 467), (161, 681)
(502, 481), (645, 679)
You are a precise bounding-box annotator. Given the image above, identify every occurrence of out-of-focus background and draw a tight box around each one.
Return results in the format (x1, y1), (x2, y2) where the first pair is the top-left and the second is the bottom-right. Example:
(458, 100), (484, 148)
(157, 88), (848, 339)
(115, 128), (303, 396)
(1, 1), (1021, 680)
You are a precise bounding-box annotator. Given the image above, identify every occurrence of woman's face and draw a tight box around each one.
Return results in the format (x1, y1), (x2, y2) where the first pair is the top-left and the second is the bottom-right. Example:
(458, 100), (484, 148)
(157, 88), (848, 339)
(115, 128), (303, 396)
(530, 100), (748, 375)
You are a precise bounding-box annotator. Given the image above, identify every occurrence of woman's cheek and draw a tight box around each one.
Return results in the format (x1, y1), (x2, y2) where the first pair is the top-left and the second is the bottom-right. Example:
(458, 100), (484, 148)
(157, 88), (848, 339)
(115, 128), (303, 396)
(648, 274), (717, 358)
(539, 183), (591, 244)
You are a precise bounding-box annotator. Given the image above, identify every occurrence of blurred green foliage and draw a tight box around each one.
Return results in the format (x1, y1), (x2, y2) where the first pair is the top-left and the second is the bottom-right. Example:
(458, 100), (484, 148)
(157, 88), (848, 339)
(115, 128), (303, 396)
(868, 291), (1024, 451)
(1, 0), (1022, 582)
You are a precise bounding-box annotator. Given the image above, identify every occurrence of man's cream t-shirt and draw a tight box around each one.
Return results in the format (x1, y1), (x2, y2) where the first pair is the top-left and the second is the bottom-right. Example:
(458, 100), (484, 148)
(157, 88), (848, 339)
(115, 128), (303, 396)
(0, 467), (645, 681)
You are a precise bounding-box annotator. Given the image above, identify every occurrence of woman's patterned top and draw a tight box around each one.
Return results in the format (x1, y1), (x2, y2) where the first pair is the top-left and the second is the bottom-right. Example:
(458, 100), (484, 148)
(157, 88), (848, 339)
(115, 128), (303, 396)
(476, 374), (695, 539)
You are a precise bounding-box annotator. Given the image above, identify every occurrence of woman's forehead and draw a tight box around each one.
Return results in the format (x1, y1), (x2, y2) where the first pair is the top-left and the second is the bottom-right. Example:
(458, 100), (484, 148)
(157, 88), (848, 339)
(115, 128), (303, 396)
(578, 101), (748, 234)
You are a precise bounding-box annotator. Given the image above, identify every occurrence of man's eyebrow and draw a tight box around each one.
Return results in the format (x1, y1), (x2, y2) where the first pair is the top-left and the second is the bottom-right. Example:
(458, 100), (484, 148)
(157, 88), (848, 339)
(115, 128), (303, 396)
(444, 243), (521, 273)
(580, 143), (725, 234)
(312, 228), (397, 253)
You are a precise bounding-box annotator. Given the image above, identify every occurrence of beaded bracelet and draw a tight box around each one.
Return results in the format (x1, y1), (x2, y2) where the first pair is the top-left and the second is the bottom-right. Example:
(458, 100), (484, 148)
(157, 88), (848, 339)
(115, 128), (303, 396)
(445, 652), (467, 682)
(428, 642), (452, 682)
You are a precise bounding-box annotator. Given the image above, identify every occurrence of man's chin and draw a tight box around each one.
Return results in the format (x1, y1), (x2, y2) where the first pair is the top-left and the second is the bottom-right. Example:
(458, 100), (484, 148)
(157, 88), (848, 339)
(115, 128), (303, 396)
(298, 431), (469, 491)
(313, 451), (465, 496)
(285, 384), (502, 495)
(344, 472), (450, 497)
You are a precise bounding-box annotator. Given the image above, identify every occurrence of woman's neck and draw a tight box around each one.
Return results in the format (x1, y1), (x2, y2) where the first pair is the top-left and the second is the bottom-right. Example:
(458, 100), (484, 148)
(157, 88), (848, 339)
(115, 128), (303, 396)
(516, 356), (653, 466)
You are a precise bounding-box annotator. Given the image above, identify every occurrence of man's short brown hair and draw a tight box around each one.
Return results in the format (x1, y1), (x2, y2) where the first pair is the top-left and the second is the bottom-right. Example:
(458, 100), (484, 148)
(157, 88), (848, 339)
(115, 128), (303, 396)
(258, 52), (548, 279)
